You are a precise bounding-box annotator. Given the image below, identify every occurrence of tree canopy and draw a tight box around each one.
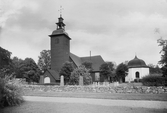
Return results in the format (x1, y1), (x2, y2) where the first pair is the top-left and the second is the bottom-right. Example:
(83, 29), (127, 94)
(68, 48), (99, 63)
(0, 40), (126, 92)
(18, 58), (40, 83)
(99, 62), (115, 82)
(82, 61), (93, 72)
(70, 65), (92, 85)
(37, 50), (51, 73)
(157, 38), (167, 77)
(11, 57), (23, 78)
(59, 61), (74, 84)
(147, 64), (161, 74)
(115, 63), (128, 82)
(0, 47), (12, 76)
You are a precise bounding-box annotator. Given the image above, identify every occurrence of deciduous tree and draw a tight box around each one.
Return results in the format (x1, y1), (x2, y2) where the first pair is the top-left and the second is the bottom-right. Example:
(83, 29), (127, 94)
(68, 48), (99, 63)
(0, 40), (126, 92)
(70, 65), (92, 85)
(19, 58), (40, 83)
(99, 62), (115, 82)
(37, 50), (51, 73)
(82, 61), (93, 72)
(157, 38), (167, 77)
(59, 61), (74, 84)
(0, 47), (12, 76)
(115, 63), (128, 82)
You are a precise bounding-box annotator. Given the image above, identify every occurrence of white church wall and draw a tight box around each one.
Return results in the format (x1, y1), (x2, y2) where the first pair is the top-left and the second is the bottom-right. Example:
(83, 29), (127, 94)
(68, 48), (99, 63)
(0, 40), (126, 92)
(125, 67), (149, 82)
(141, 68), (149, 78)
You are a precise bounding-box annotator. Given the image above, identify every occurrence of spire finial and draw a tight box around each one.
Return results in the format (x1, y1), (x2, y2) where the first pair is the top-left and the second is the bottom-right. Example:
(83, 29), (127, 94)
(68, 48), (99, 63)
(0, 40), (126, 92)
(135, 53), (138, 59)
(58, 6), (64, 17)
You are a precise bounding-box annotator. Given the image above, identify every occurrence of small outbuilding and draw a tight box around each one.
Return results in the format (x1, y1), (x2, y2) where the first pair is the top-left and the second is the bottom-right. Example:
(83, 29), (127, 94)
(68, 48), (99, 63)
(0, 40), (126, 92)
(125, 56), (149, 82)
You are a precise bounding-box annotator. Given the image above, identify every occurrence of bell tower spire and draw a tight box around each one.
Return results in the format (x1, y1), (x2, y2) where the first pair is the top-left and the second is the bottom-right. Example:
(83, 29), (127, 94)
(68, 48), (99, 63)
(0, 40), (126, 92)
(49, 6), (71, 80)
(56, 6), (65, 30)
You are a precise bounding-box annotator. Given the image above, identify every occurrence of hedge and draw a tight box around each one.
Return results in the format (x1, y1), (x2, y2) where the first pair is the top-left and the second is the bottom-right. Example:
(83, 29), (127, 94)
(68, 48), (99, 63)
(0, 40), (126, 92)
(141, 75), (167, 86)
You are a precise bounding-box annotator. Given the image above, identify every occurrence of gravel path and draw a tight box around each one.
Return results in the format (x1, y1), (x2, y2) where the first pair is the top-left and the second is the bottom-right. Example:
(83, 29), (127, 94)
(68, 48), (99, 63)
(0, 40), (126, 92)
(23, 96), (167, 109)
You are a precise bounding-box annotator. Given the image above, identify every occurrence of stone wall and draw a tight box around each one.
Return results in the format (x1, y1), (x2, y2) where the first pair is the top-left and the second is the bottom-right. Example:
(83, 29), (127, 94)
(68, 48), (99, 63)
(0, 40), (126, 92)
(22, 85), (167, 94)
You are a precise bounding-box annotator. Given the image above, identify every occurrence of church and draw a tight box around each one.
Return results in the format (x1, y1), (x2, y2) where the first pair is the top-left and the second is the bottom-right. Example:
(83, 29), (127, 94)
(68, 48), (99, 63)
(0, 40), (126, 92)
(40, 15), (105, 84)
(125, 56), (149, 82)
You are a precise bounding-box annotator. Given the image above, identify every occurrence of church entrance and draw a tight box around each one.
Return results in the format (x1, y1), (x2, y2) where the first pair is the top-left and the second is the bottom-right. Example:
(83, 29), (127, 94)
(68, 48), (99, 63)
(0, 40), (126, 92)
(135, 72), (140, 78)
(44, 77), (50, 83)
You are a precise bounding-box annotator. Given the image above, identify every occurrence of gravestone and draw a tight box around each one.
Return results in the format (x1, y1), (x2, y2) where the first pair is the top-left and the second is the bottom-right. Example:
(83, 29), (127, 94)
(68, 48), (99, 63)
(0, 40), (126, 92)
(114, 82), (119, 87)
(40, 76), (44, 84)
(79, 76), (83, 86)
(60, 75), (64, 86)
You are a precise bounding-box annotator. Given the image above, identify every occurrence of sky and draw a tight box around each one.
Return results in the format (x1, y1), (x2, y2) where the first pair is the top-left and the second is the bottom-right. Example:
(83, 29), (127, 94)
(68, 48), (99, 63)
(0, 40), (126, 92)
(0, 0), (167, 66)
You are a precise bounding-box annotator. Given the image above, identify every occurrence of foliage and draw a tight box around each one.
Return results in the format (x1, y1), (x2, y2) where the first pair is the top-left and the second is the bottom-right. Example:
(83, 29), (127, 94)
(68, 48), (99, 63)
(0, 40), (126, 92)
(141, 74), (167, 86)
(0, 75), (24, 108)
(70, 65), (92, 85)
(115, 63), (128, 82)
(59, 61), (74, 85)
(11, 57), (24, 78)
(157, 38), (167, 77)
(0, 47), (13, 76)
(147, 64), (162, 74)
(99, 62), (115, 82)
(19, 58), (40, 83)
(37, 50), (51, 73)
(82, 61), (93, 72)
(0, 46), (12, 69)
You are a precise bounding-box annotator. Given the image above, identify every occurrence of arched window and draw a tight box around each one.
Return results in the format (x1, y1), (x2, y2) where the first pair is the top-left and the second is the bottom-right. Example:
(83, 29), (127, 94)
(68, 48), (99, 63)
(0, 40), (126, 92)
(135, 72), (140, 78)
(44, 77), (50, 83)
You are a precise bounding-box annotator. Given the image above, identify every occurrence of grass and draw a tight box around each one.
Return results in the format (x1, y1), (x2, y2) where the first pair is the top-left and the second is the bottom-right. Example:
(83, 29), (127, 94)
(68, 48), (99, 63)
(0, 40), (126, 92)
(1, 101), (167, 113)
(23, 91), (167, 101)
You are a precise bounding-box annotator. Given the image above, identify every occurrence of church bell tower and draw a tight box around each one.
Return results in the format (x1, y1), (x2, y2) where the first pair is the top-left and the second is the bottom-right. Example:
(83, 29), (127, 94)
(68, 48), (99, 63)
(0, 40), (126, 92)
(49, 15), (71, 74)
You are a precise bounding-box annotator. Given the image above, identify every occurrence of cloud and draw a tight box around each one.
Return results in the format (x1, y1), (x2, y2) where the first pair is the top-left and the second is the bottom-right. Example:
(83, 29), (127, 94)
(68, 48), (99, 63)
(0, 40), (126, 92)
(0, 0), (167, 65)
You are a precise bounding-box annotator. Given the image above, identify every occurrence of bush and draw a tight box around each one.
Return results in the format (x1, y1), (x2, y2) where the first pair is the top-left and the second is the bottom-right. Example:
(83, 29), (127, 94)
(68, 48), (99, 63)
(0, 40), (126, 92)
(0, 75), (24, 108)
(69, 65), (92, 85)
(141, 75), (167, 86)
(134, 79), (141, 83)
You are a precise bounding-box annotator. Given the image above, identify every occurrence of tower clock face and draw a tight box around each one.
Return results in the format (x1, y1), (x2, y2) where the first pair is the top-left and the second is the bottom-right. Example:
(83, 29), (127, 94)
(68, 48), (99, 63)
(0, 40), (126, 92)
(55, 38), (59, 44)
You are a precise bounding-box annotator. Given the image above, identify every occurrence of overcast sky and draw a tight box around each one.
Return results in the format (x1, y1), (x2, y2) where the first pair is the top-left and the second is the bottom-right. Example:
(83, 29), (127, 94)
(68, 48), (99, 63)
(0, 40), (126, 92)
(0, 0), (167, 66)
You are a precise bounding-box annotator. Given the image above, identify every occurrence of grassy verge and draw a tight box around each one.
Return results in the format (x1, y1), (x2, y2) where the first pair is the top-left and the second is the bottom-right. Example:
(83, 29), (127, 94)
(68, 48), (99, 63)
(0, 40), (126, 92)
(23, 91), (167, 101)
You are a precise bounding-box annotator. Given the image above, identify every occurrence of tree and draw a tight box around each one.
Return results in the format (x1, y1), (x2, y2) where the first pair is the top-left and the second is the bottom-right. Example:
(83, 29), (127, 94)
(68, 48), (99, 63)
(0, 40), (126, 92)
(11, 57), (24, 78)
(70, 65), (92, 85)
(115, 63), (128, 82)
(147, 64), (161, 74)
(99, 62), (115, 82)
(59, 61), (74, 84)
(0, 47), (12, 77)
(157, 38), (167, 77)
(37, 50), (51, 73)
(82, 61), (93, 72)
(19, 58), (40, 83)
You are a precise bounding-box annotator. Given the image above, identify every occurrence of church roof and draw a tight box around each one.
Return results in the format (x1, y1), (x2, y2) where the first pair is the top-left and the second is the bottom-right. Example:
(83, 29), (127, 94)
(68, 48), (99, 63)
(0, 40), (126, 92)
(128, 56), (148, 68)
(47, 69), (59, 80)
(51, 29), (69, 36)
(70, 53), (82, 67)
(81, 56), (105, 71)
(70, 53), (105, 71)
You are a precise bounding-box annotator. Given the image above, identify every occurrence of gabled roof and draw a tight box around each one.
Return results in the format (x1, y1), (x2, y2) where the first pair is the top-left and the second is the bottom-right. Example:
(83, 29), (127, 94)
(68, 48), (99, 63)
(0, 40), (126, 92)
(47, 69), (59, 80)
(70, 53), (82, 67)
(70, 53), (105, 71)
(81, 55), (105, 71)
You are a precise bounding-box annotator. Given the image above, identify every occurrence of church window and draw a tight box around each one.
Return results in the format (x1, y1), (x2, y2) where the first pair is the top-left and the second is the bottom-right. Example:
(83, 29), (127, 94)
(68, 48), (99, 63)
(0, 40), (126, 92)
(95, 73), (100, 82)
(135, 72), (140, 78)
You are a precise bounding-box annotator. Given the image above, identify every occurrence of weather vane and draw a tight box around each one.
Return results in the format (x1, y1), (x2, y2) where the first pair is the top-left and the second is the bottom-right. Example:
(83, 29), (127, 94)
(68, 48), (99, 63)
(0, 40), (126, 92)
(58, 6), (64, 17)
